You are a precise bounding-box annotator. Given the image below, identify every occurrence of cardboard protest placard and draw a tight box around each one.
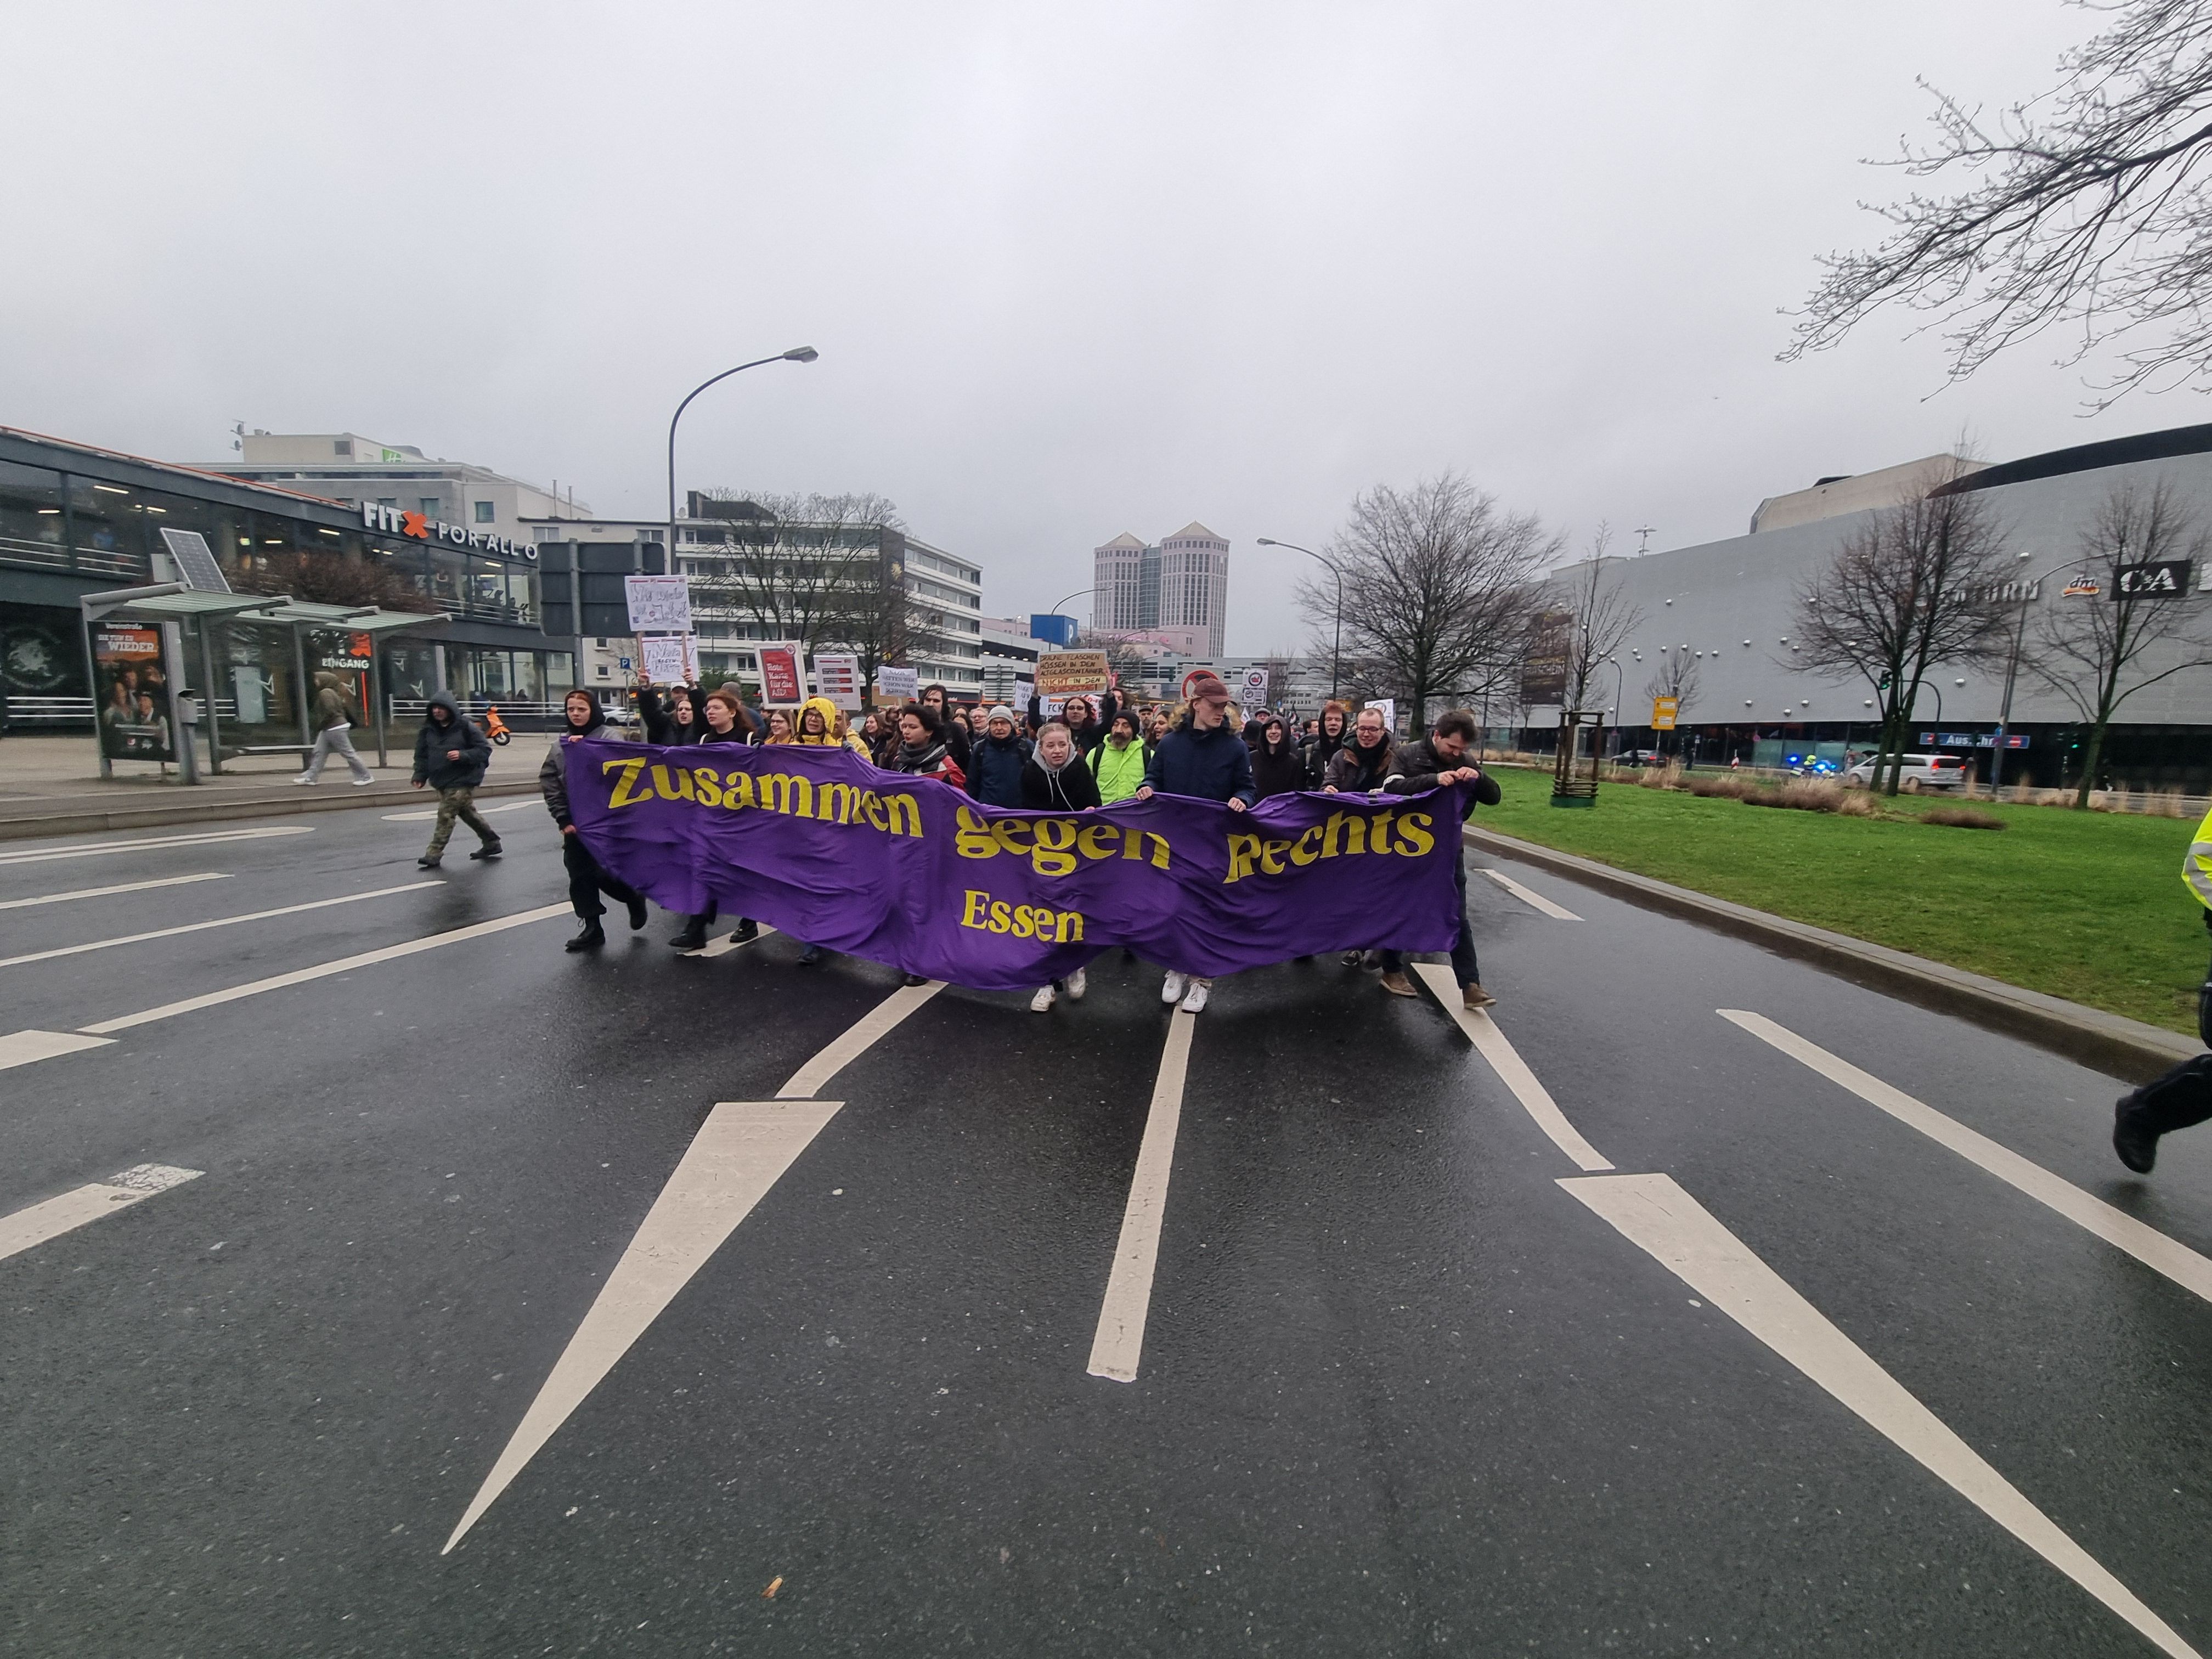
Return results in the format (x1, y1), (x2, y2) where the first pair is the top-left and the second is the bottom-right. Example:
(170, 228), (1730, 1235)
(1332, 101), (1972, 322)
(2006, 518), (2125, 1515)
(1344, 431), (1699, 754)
(640, 635), (697, 685)
(814, 652), (865, 711)
(1034, 650), (1110, 697)
(874, 666), (919, 706)
(757, 642), (806, 706)
(624, 576), (692, 634)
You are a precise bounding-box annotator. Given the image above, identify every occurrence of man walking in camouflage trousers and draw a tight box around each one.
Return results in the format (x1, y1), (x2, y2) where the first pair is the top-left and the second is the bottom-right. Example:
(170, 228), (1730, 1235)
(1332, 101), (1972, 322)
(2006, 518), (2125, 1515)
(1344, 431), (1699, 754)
(411, 691), (499, 869)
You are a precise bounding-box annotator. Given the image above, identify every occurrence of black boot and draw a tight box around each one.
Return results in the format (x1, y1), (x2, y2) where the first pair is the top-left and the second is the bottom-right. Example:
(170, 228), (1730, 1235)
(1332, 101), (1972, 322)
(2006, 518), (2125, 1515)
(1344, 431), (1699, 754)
(2115, 1097), (2161, 1173)
(417, 855), (442, 869)
(566, 921), (607, 952)
(669, 921), (708, 950)
(730, 918), (759, 943)
(627, 896), (649, 930)
(469, 841), (503, 861)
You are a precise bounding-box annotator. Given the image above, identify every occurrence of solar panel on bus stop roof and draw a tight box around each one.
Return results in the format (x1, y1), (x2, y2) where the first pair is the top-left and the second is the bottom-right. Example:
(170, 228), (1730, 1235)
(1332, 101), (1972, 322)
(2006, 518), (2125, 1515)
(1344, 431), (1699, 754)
(158, 527), (232, 593)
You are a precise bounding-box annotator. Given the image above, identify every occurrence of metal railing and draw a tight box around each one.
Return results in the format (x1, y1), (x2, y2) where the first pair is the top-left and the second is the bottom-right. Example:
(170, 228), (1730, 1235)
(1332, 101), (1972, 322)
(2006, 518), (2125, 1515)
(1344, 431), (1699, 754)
(5, 695), (95, 726)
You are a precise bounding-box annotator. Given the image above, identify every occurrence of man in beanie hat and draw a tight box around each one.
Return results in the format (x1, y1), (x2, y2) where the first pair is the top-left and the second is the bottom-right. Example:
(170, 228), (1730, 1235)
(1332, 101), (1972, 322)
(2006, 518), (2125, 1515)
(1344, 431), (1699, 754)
(966, 703), (1032, 808)
(1135, 672), (1253, 1013)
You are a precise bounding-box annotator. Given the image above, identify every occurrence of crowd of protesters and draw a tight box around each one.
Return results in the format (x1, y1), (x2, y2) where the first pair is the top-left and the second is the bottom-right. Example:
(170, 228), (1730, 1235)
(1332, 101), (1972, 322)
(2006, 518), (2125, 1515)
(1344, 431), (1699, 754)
(523, 671), (1500, 1015)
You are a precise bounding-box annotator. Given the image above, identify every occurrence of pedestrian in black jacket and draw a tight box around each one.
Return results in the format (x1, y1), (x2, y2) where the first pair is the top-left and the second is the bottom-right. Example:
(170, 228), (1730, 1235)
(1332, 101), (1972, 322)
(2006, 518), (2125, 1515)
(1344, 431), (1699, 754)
(1135, 674), (1252, 1014)
(1323, 707), (1395, 793)
(921, 683), (970, 774)
(1377, 709), (1502, 1009)
(668, 687), (763, 952)
(541, 689), (649, 951)
(637, 682), (707, 746)
(1021, 722), (1098, 1013)
(411, 691), (498, 868)
(967, 706), (1032, 807)
(1251, 714), (1306, 799)
(1305, 702), (1351, 787)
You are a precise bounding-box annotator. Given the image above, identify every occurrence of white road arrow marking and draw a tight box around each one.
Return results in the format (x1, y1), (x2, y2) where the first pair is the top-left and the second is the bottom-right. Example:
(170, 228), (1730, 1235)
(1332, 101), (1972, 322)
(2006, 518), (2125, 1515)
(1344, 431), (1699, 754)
(1481, 867), (1582, 920)
(0, 1164), (203, 1263)
(0, 872), (230, 910)
(1563, 1171), (2200, 1659)
(776, 978), (944, 1098)
(1721, 1009), (2212, 1305)
(0, 1031), (116, 1071)
(1412, 963), (1613, 1170)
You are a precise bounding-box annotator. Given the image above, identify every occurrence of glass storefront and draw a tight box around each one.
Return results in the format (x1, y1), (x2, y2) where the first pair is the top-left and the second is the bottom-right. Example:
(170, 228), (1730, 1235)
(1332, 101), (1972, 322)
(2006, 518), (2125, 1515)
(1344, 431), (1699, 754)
(0, 462), (69, 569)
(215, 619), (306, 751)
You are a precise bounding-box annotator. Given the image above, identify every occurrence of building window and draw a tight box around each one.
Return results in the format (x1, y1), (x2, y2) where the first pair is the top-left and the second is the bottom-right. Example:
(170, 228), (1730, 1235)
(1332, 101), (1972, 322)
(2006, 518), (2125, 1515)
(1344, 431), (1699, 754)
(474, 500), (494, 523)
(419, 498), (440, 517)
(334, 439), (352, 456)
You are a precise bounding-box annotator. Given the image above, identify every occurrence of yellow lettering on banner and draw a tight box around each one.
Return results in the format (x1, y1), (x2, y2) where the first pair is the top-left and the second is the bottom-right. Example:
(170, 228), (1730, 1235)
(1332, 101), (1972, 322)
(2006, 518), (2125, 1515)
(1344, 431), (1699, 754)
(956, 806), (998, 858)
(989, 900), (1012, 933)
(1369, 809), (1395, 855)
(817, 781), (860, 825)
(692, 768), (724, 808)
(758, 774), (814, 818)
(882, 794), (922, 838)
(603, 757), (652, 810)
(1289, 824), (1324, 866)
(1077, 823), (1119, 860)
(1224, 833), (1261, 884)
(990, 819), (1033, 856)
(958, 889), (1087, 942)
(1319, 811), (1364, 858)
(723, 770), (754, 809)
(962, 889), (990, 928)
(1031, 819), (1078, 877)
(1057, 910), (1084, 943)
(1144, 832), (1170, 869)
(651, 764), (695, 803)
(1012, 905), (1037, 938)
(863, 790), (888, 831)
(1395, 812), (1435, 856)
(1260, 838), (1291, 875)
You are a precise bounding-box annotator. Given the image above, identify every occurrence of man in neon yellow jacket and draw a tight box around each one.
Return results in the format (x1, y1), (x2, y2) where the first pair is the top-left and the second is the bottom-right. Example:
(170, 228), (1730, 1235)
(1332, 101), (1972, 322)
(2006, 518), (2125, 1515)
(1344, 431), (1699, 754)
(1089, 711), (1149, 805)
(2112, 804), (2212, 1172)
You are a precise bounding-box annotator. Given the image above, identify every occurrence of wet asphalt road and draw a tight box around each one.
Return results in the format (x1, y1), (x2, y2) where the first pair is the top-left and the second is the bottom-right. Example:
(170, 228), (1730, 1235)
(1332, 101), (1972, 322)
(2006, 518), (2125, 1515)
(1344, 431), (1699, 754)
(2, 789), (2210, 1657)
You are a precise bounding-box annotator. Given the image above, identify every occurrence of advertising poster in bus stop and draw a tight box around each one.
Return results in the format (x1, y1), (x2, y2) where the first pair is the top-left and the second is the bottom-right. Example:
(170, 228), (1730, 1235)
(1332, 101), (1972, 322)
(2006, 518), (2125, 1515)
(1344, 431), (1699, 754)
(92, 623), (174, 761)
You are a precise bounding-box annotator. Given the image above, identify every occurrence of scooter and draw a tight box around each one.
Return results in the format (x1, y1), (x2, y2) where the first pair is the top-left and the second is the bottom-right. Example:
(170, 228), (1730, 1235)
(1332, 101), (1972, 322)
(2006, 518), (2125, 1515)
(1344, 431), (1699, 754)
(482, 705), (512, 747)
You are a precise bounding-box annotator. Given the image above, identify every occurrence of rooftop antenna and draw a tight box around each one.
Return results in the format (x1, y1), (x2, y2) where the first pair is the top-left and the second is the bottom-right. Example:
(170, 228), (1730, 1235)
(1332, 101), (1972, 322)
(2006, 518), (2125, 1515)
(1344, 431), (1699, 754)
(230, 420), (246, 454)
(1634, 524), (1656, 555)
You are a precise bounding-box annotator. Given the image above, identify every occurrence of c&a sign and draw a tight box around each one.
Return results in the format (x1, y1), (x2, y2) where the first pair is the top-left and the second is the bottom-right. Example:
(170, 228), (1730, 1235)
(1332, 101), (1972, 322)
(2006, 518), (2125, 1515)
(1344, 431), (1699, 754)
(360, 501), (537, 561)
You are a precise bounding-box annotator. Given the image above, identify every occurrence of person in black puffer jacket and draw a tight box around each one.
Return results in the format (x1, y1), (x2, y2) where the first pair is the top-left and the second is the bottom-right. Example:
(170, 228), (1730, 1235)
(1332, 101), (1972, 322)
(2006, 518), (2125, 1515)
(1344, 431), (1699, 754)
(1378, 708), (1503, 1010)
(1305, 701), (1351, 787)
(967, 705), (1032, 807)
(411, 691), (498, 868)
(1250, 713), (1306, 800)
(1021, 719), (1102, 811)
(1135, 674), (1253, 1014)
(637, 682), (707, 746)
(669, 686), (761, 952)
(542, 689), (649, 951)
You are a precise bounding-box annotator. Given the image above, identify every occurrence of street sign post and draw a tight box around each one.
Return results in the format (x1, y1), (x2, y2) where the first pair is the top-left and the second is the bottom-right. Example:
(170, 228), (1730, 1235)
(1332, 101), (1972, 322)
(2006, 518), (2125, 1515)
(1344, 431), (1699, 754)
(1651, 696), (1679, 731)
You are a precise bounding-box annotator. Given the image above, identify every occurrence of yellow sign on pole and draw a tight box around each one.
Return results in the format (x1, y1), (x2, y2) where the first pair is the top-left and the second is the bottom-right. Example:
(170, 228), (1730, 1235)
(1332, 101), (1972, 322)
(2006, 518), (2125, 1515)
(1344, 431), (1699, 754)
(1651, 696), (1679, 730)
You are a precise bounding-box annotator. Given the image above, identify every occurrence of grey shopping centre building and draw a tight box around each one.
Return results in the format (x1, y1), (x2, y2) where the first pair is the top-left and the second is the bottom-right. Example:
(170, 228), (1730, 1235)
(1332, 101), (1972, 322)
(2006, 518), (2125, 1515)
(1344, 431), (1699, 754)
(1547, 423), (2212, 790)
(0, 425), (571, 738)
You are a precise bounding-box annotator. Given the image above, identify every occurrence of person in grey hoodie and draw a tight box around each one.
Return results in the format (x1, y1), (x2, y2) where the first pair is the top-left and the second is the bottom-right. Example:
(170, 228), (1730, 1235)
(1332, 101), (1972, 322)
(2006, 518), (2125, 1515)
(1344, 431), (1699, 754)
(411, 691), (498, 868)
(294, 672), (374, 787)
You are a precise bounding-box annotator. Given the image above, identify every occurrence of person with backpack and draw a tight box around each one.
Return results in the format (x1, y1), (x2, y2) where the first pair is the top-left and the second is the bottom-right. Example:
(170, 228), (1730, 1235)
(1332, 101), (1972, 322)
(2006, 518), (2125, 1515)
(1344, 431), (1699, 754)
(1090, 710), (1148, 805)
(541, 689), (649, 952)
(966, 705), (1032, 808)
(294, 672), (375, 787)
(410, 691), (498, 868)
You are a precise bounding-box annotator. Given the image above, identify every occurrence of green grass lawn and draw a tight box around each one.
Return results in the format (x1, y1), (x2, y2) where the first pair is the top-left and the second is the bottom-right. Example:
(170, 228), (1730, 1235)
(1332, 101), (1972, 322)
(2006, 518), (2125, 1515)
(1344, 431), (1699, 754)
(1473, 771), (2209, 1034)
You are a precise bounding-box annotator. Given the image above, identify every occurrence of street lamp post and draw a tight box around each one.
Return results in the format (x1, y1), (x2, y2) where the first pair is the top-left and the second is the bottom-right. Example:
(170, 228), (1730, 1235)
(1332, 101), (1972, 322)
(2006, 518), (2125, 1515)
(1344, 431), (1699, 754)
(1991, 556), (2079, 794)
(1257, 538), (1342, 700)
(1603, 655), (1625, 761)
(665, 346), (819, 582)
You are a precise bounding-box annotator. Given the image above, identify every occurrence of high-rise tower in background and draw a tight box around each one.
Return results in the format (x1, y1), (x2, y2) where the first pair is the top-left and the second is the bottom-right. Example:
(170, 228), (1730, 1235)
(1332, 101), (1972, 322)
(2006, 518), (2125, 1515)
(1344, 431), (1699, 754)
(1092, 522), (1229, 656)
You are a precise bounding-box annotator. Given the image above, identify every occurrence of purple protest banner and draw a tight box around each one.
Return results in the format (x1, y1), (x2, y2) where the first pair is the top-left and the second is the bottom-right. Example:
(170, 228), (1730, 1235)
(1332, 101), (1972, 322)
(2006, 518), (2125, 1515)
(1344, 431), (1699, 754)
(565, 740), (1466, 990)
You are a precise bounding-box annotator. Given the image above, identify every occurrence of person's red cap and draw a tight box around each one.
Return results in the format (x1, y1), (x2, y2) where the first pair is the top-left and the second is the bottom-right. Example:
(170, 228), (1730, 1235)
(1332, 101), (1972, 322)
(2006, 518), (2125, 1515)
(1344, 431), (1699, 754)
(1187, 673), (1230, 703)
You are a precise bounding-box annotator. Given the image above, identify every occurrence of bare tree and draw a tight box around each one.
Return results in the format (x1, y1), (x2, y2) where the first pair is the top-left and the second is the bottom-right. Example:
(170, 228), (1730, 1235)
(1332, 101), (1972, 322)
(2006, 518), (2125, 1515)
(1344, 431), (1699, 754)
(1790, 482), (2015, 794)
(1641, 647), (1702, 754)
(2028, 479), (2212, 803)
(1788, 0), (2212, 405)
(686, 490), (924, 680)
(1557, 528), (1645, 714)
(1301, 472), (1558, 730)
(236, 550), (438, 613)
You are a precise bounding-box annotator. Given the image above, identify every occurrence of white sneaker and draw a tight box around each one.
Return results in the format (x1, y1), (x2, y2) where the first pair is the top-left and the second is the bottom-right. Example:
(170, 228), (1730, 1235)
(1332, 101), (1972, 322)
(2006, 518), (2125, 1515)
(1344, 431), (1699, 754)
(1180, 977), (1212, 1013)
(1160, 971), (1188, 1005)
(1064, 968), (1087, 1001)
(291, 775), (314, 786)
(350, 776), (375, 787)
(1030, 985), (1057, 1012)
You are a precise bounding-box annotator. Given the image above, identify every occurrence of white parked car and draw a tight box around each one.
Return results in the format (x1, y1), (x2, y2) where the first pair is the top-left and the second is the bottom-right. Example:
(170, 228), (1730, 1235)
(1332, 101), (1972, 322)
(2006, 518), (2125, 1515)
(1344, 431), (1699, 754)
(1843, 753), (1968, 791)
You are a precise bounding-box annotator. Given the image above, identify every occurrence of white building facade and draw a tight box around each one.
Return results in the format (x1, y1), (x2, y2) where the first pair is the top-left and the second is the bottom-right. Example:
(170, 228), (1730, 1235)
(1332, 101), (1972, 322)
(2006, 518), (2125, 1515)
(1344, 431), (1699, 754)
(1091, 521), (1231, 657)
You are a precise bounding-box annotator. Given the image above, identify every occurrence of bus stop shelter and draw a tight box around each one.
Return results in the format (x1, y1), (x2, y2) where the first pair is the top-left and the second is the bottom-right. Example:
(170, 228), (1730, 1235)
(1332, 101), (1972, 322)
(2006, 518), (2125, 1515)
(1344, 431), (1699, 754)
(81, 584), (449, 782)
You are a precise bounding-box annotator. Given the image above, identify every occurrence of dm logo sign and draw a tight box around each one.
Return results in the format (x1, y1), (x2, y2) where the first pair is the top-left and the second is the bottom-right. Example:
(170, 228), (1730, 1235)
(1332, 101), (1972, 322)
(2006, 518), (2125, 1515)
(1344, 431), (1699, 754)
(2114, 559), (2193, 598)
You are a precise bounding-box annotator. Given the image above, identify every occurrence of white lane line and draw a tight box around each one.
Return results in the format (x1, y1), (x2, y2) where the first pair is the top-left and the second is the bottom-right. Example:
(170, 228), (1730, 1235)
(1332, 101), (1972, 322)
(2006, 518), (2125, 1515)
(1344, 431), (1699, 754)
(1563, 1171), (2200, 1659)
(380, 800), (539, 822)
(443, 1098), (842, 1554)
(1721, 1009), (2212, 1306)
(0, 872), (231, 911)
(1481, 867), (1582, 921)
(0, 1164), (203, 1263)
(0, 881), (444, 970)
(1087, 1009), (1196, 1384)
(1412, 963), (1613, 1171)
(0, 1030), (116, 1071)
(776, 979), (947, 1098)
(685, 924), (779, 959)
(77, 904), (571, 1036)
(0, 826), (311, 866)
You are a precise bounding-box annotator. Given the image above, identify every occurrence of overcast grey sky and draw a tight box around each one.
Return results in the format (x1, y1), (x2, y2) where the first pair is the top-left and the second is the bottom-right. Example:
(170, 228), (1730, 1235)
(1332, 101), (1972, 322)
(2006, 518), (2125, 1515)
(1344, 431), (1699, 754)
(5, 2), (2186, 654)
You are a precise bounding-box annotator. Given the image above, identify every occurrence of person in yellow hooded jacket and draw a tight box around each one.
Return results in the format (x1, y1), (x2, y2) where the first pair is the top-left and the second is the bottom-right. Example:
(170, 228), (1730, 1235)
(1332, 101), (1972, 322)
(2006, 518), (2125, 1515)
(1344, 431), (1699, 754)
(2112, 802), (2212, 1172)
(794, 695), (868, 754)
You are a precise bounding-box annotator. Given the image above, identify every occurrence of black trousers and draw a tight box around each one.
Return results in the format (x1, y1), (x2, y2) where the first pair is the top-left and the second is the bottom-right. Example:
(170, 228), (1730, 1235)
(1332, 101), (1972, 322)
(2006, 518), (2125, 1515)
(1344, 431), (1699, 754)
(2121, 1054), (2212, 1136)
(563, 835), (640, 921)
(1382, 856), (1480, 988)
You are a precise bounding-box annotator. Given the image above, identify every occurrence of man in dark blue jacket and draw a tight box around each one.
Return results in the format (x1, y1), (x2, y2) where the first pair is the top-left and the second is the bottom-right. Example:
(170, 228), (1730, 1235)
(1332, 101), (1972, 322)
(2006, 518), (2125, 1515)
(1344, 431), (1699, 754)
(966, 705), (1032, 808)
(411, 691), (498, 868)
(1135, 673), (1252, 1013)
